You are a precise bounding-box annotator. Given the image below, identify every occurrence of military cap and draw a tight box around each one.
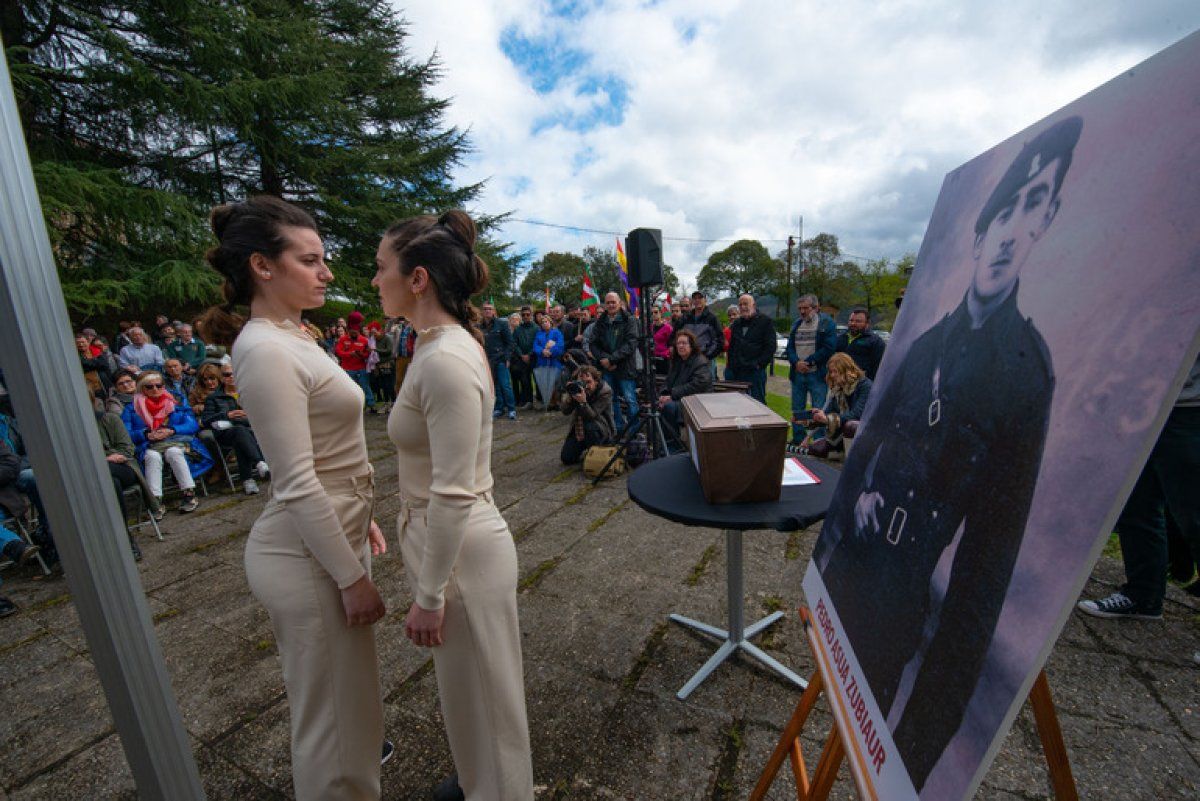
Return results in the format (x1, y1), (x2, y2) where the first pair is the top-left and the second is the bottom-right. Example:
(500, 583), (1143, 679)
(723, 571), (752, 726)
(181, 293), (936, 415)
(975, 115), (1083, 236)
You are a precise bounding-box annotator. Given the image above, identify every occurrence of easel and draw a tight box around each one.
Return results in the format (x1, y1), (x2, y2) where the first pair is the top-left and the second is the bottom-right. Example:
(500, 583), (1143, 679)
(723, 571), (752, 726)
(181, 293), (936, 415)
(750, 607), (1079, 801)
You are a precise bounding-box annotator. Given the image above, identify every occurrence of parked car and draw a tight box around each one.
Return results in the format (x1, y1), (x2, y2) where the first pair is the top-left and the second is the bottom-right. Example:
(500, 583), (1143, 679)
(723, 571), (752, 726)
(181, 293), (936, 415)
(775, 335), (787, 360)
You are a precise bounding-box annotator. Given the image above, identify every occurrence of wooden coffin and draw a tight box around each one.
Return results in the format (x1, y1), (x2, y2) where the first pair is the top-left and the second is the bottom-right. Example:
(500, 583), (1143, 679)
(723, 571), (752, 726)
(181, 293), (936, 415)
(681, 392), (788, 504)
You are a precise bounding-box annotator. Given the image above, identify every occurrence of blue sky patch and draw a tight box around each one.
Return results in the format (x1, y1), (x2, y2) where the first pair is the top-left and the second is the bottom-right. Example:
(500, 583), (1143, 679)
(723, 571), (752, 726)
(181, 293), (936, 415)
(499, 26), (588, 93)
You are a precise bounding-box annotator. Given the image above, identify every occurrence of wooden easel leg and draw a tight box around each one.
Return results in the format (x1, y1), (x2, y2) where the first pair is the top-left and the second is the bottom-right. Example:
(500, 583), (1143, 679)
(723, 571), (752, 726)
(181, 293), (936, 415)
(749, 671), (824, 801)
(1029, 671), (1079, 801)
(788, 737), (808, 799)
(806, 730), (845, 801)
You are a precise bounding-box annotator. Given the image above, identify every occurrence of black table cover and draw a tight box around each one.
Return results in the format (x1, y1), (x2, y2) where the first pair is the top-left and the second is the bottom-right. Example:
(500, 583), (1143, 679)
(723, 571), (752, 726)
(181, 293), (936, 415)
(626, 453), (841, 531)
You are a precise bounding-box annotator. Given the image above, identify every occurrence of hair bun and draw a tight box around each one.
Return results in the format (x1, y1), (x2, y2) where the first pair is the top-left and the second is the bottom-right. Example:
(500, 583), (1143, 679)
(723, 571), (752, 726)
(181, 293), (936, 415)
(210, 203), (237, 240)
(438, 209), (478, 251)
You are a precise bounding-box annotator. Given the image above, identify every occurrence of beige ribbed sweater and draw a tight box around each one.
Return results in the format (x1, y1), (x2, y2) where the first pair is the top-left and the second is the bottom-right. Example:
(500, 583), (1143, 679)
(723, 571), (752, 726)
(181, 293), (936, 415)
(233, 317), (370, 589)
(387, 324), (495, 610)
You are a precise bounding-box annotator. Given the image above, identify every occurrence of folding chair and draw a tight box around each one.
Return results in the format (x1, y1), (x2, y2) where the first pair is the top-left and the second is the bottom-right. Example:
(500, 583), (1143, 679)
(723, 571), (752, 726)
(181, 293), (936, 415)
(121, 485), (163, 542)
(0, 508), (51, 576)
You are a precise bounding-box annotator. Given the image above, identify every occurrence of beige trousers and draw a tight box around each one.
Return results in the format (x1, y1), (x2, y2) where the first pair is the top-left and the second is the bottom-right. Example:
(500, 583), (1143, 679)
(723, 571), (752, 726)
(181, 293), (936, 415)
(398, 497), (534, 801)
(245, 470), (382, 801)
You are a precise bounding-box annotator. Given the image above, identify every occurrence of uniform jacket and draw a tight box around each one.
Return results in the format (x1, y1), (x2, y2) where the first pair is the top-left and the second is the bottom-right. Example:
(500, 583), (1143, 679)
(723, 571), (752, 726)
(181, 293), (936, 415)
(728, 312), (777, 372)
(664, 353), (713, 401)
(785, 312), (838, 378)
(835, 329), (886, 380)
(816, 288), (1052, 789)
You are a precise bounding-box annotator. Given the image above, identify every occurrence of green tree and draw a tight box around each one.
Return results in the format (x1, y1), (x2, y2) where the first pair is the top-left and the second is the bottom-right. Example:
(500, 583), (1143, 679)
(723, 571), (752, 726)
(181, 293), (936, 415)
(696, 239), (777, 299)
(519, 251), (588, 307)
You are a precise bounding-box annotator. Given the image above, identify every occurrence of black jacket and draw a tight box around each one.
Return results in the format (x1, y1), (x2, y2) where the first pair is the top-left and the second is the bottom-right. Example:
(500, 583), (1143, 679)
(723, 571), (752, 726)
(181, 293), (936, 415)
(589, 311), (639, 380)
(201, 389), (250, 429)
(728, 312), (776, 371)
(680, 308), (724, 359)
(664, 353), (713, 400)
(482, 317), (514, 364)
(835, 330), (887, 380)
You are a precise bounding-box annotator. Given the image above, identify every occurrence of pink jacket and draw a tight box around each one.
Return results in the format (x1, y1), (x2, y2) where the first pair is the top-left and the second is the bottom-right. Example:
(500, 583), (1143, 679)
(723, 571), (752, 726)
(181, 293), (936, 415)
(653, 323), (674, 359)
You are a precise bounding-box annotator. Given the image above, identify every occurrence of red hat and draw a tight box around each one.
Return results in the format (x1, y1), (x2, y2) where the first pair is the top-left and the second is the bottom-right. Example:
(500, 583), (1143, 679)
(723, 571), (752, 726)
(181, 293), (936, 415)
(347, 311), (364, 330)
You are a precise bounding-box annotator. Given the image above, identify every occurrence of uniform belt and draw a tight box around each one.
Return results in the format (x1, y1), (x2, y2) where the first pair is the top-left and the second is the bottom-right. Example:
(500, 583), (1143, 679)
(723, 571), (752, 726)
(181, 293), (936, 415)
(317, 464), (375, 492)
(399, 490), (494, 523)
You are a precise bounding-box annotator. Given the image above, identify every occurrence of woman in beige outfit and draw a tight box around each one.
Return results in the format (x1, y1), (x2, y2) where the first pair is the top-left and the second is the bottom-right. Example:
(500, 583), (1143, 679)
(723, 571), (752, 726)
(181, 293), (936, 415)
(200, 197), (388, 801)
(373, 211), (534, 800)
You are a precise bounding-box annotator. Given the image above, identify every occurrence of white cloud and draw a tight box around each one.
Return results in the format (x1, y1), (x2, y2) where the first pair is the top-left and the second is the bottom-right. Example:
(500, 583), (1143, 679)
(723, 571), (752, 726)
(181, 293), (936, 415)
(394, 0), (1199, 286)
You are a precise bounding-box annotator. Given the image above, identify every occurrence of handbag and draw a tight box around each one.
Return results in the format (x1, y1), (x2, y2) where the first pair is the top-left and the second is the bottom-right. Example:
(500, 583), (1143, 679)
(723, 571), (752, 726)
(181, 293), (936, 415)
(582, 445), (625, 479)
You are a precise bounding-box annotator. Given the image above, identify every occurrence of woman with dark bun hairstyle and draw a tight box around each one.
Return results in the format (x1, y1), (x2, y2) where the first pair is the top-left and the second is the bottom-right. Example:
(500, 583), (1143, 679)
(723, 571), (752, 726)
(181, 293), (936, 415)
(374, 211), (534, 800)
(199, 196), (388, 801)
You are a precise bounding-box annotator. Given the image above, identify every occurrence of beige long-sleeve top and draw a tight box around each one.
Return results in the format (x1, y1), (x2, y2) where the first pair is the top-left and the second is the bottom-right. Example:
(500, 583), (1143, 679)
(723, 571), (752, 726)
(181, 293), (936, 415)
(234, 317), (370, 589)
(387, 324), (495, 610)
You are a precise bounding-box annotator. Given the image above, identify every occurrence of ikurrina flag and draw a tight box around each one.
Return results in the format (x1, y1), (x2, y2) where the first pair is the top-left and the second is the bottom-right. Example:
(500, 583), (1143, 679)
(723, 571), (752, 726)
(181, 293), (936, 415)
(580, 267), (599, 311)
(615, 238), (639, 312)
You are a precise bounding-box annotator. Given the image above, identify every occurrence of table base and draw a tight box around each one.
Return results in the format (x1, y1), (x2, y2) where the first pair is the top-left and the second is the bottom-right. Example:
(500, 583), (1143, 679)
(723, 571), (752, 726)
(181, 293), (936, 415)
(668, 529), (808, 700)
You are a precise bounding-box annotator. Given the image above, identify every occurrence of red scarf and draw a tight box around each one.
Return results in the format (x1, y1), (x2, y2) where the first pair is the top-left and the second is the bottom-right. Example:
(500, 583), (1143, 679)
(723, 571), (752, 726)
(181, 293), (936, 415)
(133, 392), (176, 431)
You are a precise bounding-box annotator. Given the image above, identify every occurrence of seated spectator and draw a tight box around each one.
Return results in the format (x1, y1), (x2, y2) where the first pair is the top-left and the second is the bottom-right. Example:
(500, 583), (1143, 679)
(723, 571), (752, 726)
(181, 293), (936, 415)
(0, 437), (41, 573)
(189, 363), (221, 410)
(103, 369), (138, 415)
(93, 337), (121, 376)
(164, 323), (207, 374)
(161, 359), (194, 403)
(77, 332), (113, 397)
(658, 329), (713, 437)
(121, 372), (213, 513)
(801, 352), (873, 458)
(94, 409), (155, 551)
(532, 313), (565, 411)
(0, 395), (57, 566)
(560, 366), (615, 465)
(201, 366), (269, 495)
(651, 307), (673, 375)
(118, 326), (164, 374)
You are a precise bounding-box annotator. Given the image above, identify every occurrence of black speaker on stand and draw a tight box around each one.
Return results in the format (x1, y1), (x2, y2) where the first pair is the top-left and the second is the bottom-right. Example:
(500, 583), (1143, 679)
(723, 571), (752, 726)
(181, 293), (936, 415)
(592, 227), (681, 484)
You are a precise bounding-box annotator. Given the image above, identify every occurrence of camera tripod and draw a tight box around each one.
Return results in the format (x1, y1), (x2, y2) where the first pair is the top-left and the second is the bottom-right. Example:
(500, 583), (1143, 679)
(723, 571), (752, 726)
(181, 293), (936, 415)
(592, 288), (683, 485)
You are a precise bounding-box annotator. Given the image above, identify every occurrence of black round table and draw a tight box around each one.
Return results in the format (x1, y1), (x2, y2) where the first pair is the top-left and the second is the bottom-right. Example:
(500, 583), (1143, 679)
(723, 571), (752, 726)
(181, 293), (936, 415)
(627, 453), (841, 699)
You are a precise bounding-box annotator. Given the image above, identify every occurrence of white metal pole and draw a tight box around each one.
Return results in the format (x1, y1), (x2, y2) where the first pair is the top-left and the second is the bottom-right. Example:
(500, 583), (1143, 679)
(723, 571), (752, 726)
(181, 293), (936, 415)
(0, 41), (205, 800)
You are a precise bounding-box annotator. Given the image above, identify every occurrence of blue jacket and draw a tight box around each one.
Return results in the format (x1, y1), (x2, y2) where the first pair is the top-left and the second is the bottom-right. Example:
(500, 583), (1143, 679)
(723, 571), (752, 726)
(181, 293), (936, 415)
(120, 400), (214, 479)
(784, 313), (838, 378)
(532, 328), (565, 369)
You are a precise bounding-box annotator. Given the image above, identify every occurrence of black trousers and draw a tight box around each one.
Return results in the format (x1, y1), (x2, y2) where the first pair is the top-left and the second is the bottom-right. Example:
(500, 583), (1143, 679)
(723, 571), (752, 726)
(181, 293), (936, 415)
(511, 358), (534, 405)
(371, 368), (395, 403)
(560, 421), (609, 465)
(214, 426), (264, 481)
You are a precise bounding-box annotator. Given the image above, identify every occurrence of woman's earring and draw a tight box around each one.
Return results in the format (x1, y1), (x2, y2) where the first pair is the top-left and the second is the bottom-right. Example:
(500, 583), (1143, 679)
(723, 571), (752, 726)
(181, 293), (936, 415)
(261, 272), (271, 279)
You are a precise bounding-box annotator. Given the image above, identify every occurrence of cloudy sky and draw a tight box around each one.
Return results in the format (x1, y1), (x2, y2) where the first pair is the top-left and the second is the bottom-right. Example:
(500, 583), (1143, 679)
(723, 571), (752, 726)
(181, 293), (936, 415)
(396, 0), (1199, 287)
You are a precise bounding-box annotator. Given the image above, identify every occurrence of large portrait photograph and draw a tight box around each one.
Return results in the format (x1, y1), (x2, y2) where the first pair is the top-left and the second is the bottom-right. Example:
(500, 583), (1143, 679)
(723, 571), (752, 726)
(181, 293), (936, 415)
(803, 31), (1200, 800)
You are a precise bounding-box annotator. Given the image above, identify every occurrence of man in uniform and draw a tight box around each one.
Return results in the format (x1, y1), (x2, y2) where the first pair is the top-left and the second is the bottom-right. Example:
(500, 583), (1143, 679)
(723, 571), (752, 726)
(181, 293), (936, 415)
(815, 115), (1081, 791)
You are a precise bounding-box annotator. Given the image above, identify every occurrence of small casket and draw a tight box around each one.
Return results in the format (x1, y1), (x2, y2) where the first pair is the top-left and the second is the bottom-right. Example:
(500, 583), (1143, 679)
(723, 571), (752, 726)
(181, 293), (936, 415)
(681, 392), (788, 504)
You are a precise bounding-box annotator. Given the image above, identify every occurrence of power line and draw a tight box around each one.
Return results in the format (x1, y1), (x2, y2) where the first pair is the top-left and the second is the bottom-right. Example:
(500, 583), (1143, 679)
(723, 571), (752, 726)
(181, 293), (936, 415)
(499, 215), (883, 262)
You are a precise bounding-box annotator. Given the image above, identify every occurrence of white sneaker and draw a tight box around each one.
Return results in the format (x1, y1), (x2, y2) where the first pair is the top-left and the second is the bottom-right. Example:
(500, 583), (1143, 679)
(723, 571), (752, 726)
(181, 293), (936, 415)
(255, 461), (270, 479)
(243, 479), (260, 495)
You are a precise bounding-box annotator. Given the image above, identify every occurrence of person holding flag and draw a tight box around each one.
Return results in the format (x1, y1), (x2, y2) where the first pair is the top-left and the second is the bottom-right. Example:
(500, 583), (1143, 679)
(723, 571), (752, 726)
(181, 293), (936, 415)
(615, 238), (640, 314)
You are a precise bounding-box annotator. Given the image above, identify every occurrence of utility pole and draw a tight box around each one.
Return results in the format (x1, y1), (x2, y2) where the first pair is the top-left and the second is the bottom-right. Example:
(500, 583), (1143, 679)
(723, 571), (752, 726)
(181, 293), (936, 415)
(785, 235), (794, 317)
(796, 215), (804, 302)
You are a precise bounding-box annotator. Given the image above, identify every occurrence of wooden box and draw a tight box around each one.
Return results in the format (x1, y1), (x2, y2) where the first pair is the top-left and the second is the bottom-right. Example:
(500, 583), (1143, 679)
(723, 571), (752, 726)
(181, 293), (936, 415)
(681, 392), (788, 504)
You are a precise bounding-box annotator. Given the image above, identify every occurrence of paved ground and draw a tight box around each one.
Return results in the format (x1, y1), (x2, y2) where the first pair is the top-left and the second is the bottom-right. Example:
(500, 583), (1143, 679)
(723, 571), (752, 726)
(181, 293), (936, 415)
(0, 410), (1197, 800)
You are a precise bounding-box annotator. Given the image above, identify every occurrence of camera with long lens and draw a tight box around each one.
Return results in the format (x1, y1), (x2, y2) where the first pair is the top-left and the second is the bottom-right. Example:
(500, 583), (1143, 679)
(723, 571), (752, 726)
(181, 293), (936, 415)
(565, 379), (584, 397)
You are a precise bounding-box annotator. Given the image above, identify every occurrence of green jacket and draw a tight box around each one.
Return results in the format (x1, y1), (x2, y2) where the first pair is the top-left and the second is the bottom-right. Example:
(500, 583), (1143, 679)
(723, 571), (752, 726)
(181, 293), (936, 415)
(513, 322), (538, 356)
(165, 338), (207, 370)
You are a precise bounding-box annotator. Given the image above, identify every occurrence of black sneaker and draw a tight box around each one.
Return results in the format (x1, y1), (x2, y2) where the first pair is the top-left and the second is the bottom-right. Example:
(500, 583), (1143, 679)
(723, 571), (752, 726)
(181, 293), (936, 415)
(0, 596), (16, 617)
(179, 490), (199, 514)
(1076, 591), (1162, 620)
(381, 739), (394, 766)
(2, 539), (38, 565)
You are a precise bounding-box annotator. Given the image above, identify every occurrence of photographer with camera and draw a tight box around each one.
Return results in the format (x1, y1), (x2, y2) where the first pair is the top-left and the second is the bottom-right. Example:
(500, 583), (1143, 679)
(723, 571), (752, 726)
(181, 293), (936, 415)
(559, 365), (616, 465)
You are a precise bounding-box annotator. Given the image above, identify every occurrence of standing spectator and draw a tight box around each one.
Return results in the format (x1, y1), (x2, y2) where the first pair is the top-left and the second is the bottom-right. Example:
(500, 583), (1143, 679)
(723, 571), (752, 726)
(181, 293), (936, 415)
(590, 292), (639, 431)
(724, 305), (739, 354)
(785, 294), (838, 442)
(532, 313), (565, 411)
(651, 306), (674, 375)
(202, 366), (270, 495)
(507, 311), (520, 332)
(335, 312), (375, 411)
(165, 323), (207, 374)
(559, 366), (615, 465)
(551, 304), (576, 346)
(1078, 355), (1200, 619)
(681, 291), (725, 379)
(835, 307), (887, 380)
(657, 329), (712, 436)
(161, 359), (194, 403)
(511, 305), (538, 409)
(727, 294), (776, 402)
(669, 301), (684, 330)
(121, 371), (213, 513)
(481, 302), (517, 420)
(118, 326), (164, 374)
(393, 317), (416, 397)
(369, 322), (396, 411)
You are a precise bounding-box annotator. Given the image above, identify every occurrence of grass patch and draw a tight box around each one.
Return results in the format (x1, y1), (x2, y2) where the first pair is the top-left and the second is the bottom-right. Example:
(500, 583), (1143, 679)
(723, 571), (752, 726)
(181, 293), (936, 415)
(1101, 532), (1122, 561)
(622, 621), (670, 692)
(764, 390), (792, 421)
(549, 466), (578, 484)
(518, 557), (562, 593)
(686, 544), (719, 587)
(28, 593), (71, 612)
(0, 629), (50, 657)
(152, 607), (181, 624)
(254, 637), (274, 651)
(785, 529), (804, 560)
(586, 499), (628, 533)
(503, 449), (534, 464)
(188, 497), (242, 518)
(190, 526), (251, 554)
(565, 484), (595, 506)
(710, 717), (746, 799)
(383, 659), (435, 704)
